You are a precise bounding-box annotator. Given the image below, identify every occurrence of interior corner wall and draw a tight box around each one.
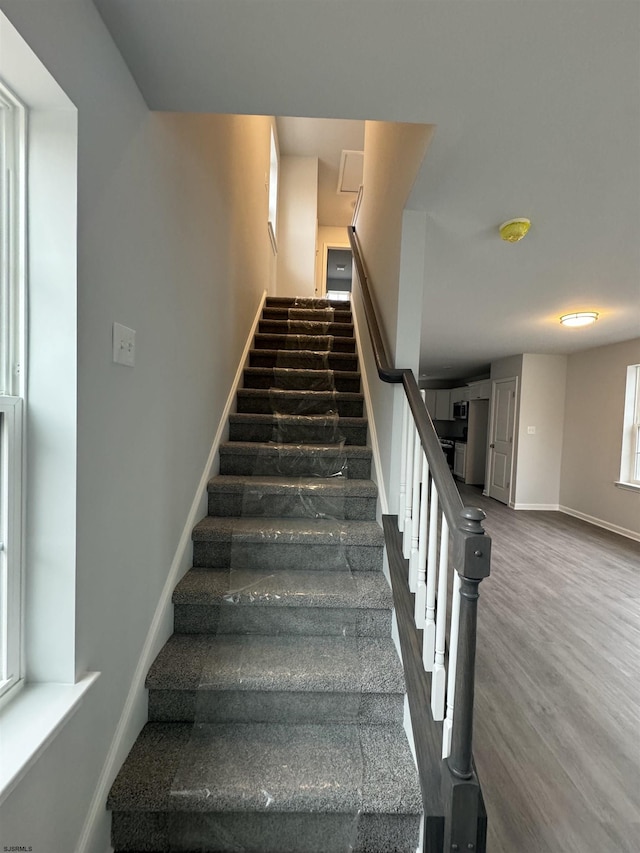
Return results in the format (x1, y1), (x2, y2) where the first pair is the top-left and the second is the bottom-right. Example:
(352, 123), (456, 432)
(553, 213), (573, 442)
(354, 121), (432, 507)
(0, 4), (274, 852)
(276, 155), (318, 298)
(560, 337), (640, 537)
(355, 121), (433, 359)
(513, 354), (567, 509)
(395, 210), (426, 373)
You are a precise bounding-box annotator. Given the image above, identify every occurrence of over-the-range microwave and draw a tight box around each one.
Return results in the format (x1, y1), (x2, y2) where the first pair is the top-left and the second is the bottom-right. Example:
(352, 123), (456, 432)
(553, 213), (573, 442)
(453, 400), (468, 419)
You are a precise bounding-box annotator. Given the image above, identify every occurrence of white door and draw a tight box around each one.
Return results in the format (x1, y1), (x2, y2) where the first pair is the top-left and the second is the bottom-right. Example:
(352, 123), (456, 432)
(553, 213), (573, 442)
(487, 378), (517, 504)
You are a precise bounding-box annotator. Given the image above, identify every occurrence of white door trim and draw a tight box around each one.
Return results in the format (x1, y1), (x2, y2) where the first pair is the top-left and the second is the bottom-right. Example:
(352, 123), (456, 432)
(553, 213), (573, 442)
(319, 241), (351, 297)
(485, 376), (518, 505)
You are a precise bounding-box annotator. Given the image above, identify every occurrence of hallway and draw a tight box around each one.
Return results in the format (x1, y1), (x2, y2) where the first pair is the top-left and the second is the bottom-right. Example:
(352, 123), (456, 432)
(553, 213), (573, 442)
(461, 486), (640, 853)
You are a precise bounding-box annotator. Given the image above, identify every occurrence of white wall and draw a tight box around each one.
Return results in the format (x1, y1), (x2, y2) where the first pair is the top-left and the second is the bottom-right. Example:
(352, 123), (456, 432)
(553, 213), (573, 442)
(490, 354), (523, 383)
(0, 4), (274, 852)
(560, 337), (640, 538)
(356, 121), (433, 360)
(354, 121), (433, 509)
(395, 210), (426, 375)
(513, 354), (567, 509)
(489, 353), (568, 510)
(276, 155), (318, 298)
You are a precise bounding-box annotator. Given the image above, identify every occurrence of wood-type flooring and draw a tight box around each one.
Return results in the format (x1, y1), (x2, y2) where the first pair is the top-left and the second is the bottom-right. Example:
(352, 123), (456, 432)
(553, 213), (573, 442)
(459, 485), (640, 853)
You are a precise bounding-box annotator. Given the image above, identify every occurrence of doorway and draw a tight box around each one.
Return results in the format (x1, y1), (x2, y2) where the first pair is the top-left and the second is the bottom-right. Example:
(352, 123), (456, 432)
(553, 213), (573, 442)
(486, 377), (518, 504)
(322, 247), (353, 301)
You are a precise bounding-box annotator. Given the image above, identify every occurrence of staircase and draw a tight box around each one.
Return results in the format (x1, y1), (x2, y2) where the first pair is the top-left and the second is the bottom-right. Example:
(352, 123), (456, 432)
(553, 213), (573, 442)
(108, 296), (422, 853)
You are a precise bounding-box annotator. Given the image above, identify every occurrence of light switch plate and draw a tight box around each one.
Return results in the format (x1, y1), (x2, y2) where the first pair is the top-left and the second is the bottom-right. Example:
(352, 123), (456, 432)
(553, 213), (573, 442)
(113, 323), (136, 367)
(527, 425), (536, 434)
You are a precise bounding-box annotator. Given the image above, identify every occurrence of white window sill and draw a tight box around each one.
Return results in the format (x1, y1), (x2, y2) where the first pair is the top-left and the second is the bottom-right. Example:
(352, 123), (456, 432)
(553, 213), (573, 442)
(0, 671), (100, 805)
(615, 480), (640, 493)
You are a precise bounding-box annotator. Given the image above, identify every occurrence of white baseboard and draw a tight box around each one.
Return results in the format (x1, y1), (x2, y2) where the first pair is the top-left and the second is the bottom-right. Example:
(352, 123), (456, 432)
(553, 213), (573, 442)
(559, 504), (640, 543)
(75, 291), (267, 853)
(511, 502), (560, 511)
(351, 296), (389, 515)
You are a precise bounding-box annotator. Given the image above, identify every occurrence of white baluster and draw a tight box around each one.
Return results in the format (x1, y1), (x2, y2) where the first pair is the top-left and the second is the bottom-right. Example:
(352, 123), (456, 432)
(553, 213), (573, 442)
(409, 427), (421, 592)
(414, 453), (429, 628)
(442, 570), (462, 758)
(403, 413), (414, 559)
(422, 483), (439, 671)
(398, 397), (408, 533)
(431, 515), (449, 721)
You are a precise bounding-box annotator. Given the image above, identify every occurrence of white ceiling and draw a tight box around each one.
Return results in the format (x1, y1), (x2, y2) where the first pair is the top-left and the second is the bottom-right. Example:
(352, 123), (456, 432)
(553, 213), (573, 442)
(92, 0), (640, 380)
(276, 117), (364, 227)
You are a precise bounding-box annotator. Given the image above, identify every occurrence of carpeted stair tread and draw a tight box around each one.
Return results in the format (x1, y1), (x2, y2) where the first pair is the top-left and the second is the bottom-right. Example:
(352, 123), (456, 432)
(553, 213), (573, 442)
(191, 517), (383, 572)
(146, 634), (405, 696)
(192, 515), (384, 546)
(261, 306), (352, 323)
(242, 366), (361, 392)
(171, 568), (393, 638)
(173, 567), (392, 611)
(265, 296), (351, 310)
(108, 721), (422, 817)
(207, 474), (377, 498)
(236, 388), (364, 417)
(253, 333), (356, 353)
(249, 349), (358, 371)
(218, 441), (372, 479)
(228, 412), (367, 445)
(207, 474), (377, 520)
(258, 319), (354, 337)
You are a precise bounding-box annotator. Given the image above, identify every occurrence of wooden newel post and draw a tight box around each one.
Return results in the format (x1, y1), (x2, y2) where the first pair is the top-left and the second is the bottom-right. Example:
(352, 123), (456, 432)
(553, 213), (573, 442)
(442, 507), (491, 852)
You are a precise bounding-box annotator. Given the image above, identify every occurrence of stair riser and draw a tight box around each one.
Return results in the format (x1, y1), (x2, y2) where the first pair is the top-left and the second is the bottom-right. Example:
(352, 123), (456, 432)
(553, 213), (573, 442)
(249, 351), (358, 371)
(192, 541), (383, 572)
(262, 301), (351, 314)
(207, 492), (376, 520)
(112, 810), (421, 853)
(236, 393), (364, 418)
(228, 419), (367, 446)
(253, 334), (356, 353)
(218, 449), (371, 480)
(243, 370), (361, 393)
(263, 301), (351, 311)
(174, 604), (391, 637)
(148, 689), (403, 725)
(258, 321), (354, 337)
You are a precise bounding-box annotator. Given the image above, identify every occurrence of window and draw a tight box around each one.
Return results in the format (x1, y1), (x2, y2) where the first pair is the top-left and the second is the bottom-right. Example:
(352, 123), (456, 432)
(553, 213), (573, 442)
(619, 364), (640, 487)
(267, 125), (278, 254)
(0, 79), (26, 706)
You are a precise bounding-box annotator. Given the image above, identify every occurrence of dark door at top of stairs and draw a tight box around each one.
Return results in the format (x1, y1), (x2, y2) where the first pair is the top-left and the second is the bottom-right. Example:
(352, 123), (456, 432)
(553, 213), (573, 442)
(108, 296), (422, 853)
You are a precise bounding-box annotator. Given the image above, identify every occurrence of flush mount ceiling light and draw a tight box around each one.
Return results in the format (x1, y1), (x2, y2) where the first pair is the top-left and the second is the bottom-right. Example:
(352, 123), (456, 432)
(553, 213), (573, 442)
(499, 218), (531, 242)
(560, 311), (599, 327)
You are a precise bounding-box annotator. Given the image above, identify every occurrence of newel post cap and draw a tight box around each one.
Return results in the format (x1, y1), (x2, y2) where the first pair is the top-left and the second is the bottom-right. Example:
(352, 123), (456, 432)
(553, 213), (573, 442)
(458, 507), (486, 534)
(455, 507), (491, 580)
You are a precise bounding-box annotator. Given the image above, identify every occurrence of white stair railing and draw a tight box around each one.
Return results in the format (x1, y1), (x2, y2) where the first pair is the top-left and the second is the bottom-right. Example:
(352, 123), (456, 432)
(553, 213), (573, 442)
(349, 224), (491, 853)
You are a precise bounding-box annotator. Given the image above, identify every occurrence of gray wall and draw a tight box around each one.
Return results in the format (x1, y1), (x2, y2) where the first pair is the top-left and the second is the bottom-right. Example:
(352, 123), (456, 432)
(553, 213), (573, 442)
(0, 4), (274, 851)
(560, 337), (640, 537)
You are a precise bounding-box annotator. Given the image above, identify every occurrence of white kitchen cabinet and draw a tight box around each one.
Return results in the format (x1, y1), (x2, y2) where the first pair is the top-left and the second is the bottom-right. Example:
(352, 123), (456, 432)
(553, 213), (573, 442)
(435, 389), (452, 420)
(467, 379), (492, 400)
(451, 386), (468, 403)
(454, 442), (466, 480)
(425, 389), (437, 419)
